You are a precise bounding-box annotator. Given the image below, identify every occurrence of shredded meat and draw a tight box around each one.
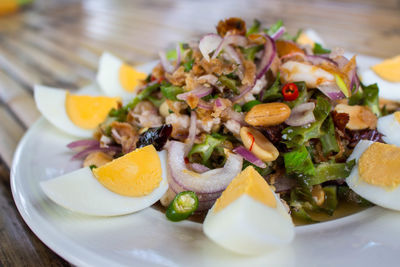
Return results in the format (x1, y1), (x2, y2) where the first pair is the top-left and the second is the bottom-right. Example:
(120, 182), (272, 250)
(216, 17), (246, 37)
(224, 119), (241, 136)
(242, 60), (256, 86)
(166, 100), (188, 114)
(212, 98), (232, 118)
(165, 66), (186, 86)
(129, 101), (163, 128)
(151, 63), (164, 81)
(110, 121), (139, 153)
(199, 58), (236, 76)
(197, 117), (221, 133)
(165, 113), (190, 140)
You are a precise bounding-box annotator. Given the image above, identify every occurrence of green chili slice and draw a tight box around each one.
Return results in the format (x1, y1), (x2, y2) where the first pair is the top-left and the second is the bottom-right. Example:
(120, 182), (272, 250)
(166, 191), (199, 222)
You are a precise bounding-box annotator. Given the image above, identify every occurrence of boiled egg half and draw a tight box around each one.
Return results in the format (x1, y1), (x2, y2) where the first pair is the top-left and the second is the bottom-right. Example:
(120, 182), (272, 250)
(35, 85), (121, 138)
(203, 166), (295, 255)
(346, 140), (400, 211)
(96, 52), (147, 100)
(40, 145), (168, 216)
(377, 111), (400, 147)
(360, 55), (400, 101)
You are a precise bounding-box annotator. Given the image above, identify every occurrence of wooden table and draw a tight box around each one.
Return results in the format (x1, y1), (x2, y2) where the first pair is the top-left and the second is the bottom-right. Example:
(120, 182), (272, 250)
(0, 0), (399, 265)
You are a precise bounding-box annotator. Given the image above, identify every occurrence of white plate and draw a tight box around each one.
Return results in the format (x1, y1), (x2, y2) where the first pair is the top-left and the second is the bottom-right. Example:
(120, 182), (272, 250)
(11, 55), (400, 267)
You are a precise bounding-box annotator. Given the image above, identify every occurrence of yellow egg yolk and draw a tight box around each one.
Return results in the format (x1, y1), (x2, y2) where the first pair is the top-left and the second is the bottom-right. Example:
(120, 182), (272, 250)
(371, 55), (400, 82)
(394, 111), (400, 124)
(296, 33), (315, 48)
(66, 92), (120, 129)
(92, 145), (162, 197)
(213, 166), (277, 213)
(359, 142), (400, 188)
(119, 63), (147, 92)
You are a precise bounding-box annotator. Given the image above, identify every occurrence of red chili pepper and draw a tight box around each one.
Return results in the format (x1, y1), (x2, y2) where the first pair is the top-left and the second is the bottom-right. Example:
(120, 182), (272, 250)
(282, 83), (299, 101)
(247, 132), (255, 152)
(184, 157), (189, 164)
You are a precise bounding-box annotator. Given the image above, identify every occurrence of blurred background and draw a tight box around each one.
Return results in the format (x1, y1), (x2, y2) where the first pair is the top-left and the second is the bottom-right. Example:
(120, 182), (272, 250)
(0, 0), (399, 265)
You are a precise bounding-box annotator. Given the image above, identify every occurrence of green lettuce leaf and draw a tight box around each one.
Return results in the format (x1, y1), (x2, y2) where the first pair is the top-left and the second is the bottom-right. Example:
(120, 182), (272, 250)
(282, 96), (331, 148)
(284, 145), (316, 177)
(320, 115), (339, 155)
(348, 82), (381, 116)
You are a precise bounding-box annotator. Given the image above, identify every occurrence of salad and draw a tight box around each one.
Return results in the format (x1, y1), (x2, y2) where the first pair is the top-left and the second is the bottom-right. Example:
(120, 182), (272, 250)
(91, 18), (384, 221)
(35, 17), (400, 254)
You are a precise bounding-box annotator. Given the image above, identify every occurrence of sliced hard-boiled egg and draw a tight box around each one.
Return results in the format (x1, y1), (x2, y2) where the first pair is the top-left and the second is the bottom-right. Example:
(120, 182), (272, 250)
(346, 140), (400, 211)
(96, 52), (147, 100)
(371, 55), (400, 83)
(377, 112), (400, 146)
(360, 55), (400, 101)
(40, 146), (168, 216)
(34, 85), (120, 138)
(203, 166), (295, 255)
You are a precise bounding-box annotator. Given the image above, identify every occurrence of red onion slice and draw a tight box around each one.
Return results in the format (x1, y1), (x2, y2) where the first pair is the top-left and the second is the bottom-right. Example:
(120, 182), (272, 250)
(167, 141), (243, 194)
(197, 100), (214, 110)
(67, 139), (99, 149)
(186, 111), (197, 153)
(71, 145), (121, 160)
(199, 33), (222, 62)
(215, 98), (223, 108)
(158, 51), (174, 73)
(256, 35), (277, 79)
(231, 85), (253, 102)
(212, 34), (247, 60)
(233, 146), (266, 168)
(317, 83), (345, 100)
(176, 85), (213, 101)
(270, 26), (286, 40)
(189, 163), (210, 173)
(306, 55), (337, 66)
(285, 102), (316, 126)
(223, 45), (242, 65)
(174, 43), (181, 71)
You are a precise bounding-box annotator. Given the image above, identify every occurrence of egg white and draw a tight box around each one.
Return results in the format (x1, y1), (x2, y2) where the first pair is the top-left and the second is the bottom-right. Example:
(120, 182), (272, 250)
(40, 151), (169, 216)
(346, 140), (400, 211)
(96, 52), (139, 101)
(377, 113), (400, 147)
(34, 85), (94, 138)
(203, 194), (294, 255)
(360, 69), (400, 101)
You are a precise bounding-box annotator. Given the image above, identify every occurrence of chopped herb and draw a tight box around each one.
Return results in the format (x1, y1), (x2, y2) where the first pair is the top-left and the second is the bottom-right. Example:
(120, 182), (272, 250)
(242, 100), (261, 112)
(89, 165), (97, 170)
(313, 42), (331, 55)
(242, 44), (264, 61)
(218, 75), (239, 94)
(233, 103), (242, 112)
(348, 83), (381, 117)
(246, 19), (261, 36)
(262, 72), (282, 102)
(160, 83), (184, 101)
(125, 82), (160, 110)
(264, 19), (283, 36)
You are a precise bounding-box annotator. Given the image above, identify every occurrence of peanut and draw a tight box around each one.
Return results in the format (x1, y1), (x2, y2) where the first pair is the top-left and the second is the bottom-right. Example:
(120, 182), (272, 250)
(240, 127), (279, 162)
(334, 104), (377, 130)
(159, 101), (170, 117)
(245, 103), (291, 126)
(311, 185), (325, 206)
